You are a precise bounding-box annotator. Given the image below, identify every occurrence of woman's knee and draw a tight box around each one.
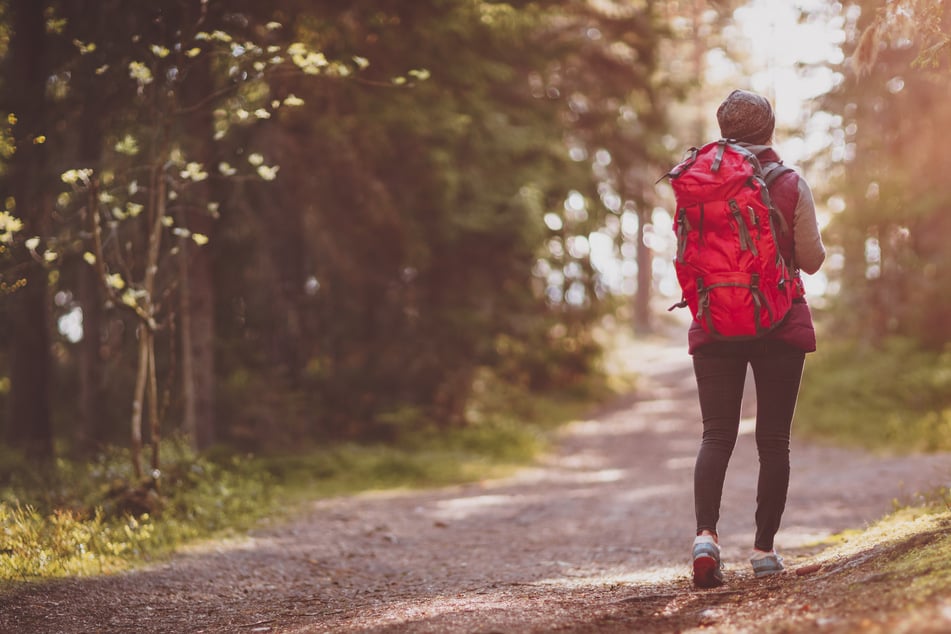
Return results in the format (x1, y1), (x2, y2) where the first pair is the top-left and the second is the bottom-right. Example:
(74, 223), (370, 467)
(755, 436), (790, 462)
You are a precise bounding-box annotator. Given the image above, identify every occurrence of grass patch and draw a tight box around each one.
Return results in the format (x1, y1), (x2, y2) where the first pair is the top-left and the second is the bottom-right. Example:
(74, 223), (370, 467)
(811, 494), (951, 565)
(0, 444), (276, 582)
(796, 337), (951, 452)
(791, 489), (951, 632)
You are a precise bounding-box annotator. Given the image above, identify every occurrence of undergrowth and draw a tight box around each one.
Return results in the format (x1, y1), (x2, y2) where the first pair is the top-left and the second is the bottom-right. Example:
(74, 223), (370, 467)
(796, 337), (951, 452)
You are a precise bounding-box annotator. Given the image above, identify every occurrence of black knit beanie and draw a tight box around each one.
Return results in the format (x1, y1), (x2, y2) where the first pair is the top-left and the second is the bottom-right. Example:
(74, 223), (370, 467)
(716, 89), (775, 145)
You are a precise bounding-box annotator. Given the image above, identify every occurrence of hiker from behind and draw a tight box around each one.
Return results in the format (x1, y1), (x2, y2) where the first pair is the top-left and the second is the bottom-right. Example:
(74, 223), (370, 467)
(664, 89), (826, 587)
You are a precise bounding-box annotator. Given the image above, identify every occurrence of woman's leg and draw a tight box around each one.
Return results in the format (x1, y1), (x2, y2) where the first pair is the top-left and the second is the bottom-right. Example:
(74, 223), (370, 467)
(750, 345), (806, 552)
(693, 351), (748, 537)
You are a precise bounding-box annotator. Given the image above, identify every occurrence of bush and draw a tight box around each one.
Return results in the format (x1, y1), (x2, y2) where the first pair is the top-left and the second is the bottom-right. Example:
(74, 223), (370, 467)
(0, 441), (276, 582)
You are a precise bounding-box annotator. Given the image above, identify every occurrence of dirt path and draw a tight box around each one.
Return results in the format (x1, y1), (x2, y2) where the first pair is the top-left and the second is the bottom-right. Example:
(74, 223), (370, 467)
(3, 338), (951, 633)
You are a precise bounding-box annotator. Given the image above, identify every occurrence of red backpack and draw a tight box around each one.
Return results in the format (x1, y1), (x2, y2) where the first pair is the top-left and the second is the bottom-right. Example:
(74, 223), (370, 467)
(664, 140), (798, 339)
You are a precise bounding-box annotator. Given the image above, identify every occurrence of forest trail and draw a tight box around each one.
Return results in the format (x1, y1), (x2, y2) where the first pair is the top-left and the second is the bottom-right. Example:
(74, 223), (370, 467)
(3, 337), (951, 633)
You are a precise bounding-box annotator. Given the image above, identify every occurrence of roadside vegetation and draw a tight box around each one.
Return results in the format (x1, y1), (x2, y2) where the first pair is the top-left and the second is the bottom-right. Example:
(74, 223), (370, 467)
(796, 337), (951, 453)
(0, 375), (607, 583)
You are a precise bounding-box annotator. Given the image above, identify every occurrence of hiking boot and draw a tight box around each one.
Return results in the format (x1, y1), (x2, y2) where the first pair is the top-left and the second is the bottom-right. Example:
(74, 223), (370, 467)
(750, 551), (784, 578)
(692, 535), (724, 588)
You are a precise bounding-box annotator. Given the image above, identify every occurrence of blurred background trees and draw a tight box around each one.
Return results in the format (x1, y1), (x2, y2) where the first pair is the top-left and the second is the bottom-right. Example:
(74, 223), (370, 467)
(0, 0), (949, 473)
(0, 0), (676, 465)
(820, 0), (951, 347)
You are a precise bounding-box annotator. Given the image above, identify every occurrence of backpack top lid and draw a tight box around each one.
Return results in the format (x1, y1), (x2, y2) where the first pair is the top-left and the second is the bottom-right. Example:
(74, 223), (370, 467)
(666, 139), (762, 181)
(665, 140), (792, 223)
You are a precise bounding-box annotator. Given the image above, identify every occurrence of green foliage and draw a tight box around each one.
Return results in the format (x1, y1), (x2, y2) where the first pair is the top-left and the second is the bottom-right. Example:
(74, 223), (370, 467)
(16, 452), (269, 577)
(0, 439), (276, 581)
(210, 0), (634, 438)
(796, 338), (951, 452)
(257, 427), (537, 502)
(0, 504), (154, 579)
(0, 1), (669, 470)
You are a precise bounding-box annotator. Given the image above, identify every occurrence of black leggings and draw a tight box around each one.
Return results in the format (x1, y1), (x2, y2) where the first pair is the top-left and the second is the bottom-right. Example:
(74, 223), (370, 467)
(692, 340), (805, 551)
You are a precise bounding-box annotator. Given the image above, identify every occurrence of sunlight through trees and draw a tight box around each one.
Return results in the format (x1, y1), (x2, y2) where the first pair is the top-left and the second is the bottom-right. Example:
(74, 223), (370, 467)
(0, 0), (948, 479)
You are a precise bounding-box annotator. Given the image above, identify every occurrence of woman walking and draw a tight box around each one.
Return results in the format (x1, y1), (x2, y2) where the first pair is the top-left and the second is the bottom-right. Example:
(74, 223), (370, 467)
(684, 90), (826, 588)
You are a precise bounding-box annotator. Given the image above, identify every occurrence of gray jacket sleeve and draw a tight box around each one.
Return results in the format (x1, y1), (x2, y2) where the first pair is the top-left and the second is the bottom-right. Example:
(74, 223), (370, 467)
(793, 175), (826, 275)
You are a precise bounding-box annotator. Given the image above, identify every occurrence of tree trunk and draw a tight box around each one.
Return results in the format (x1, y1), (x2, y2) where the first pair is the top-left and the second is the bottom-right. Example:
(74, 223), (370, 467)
(632, 208), (653, 336)
(185, 244), (216, 450)
(77, 250), (105, 452)
(9, 266), (53, 460)
(75, 36), (107, 453)
(180, 51), (217, 452)
(5, 0), (53, 461)
(130, 163), (169, 481)
(130, 323), (148, 480)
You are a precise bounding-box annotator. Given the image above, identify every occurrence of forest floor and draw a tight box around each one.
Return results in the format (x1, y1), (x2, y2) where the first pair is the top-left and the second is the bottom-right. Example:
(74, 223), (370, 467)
(3, 337), (951, 633)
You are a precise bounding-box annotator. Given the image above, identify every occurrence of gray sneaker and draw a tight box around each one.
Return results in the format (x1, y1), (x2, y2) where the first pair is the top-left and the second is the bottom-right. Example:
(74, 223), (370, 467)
(750, 552), (784, 578)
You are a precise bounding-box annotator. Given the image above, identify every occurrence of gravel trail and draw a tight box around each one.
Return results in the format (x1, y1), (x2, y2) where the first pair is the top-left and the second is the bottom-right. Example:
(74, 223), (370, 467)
(3, 338), (949, 633)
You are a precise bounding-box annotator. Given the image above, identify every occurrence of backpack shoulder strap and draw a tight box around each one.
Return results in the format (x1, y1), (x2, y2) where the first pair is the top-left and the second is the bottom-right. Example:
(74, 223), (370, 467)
(762, 162), (794, 188)
(760, 161), (796, 239)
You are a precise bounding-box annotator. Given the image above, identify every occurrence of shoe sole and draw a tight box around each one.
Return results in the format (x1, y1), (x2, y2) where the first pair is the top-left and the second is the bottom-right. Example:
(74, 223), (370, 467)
(753, 567), (785, 578)
(693, 555), (724, 588)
